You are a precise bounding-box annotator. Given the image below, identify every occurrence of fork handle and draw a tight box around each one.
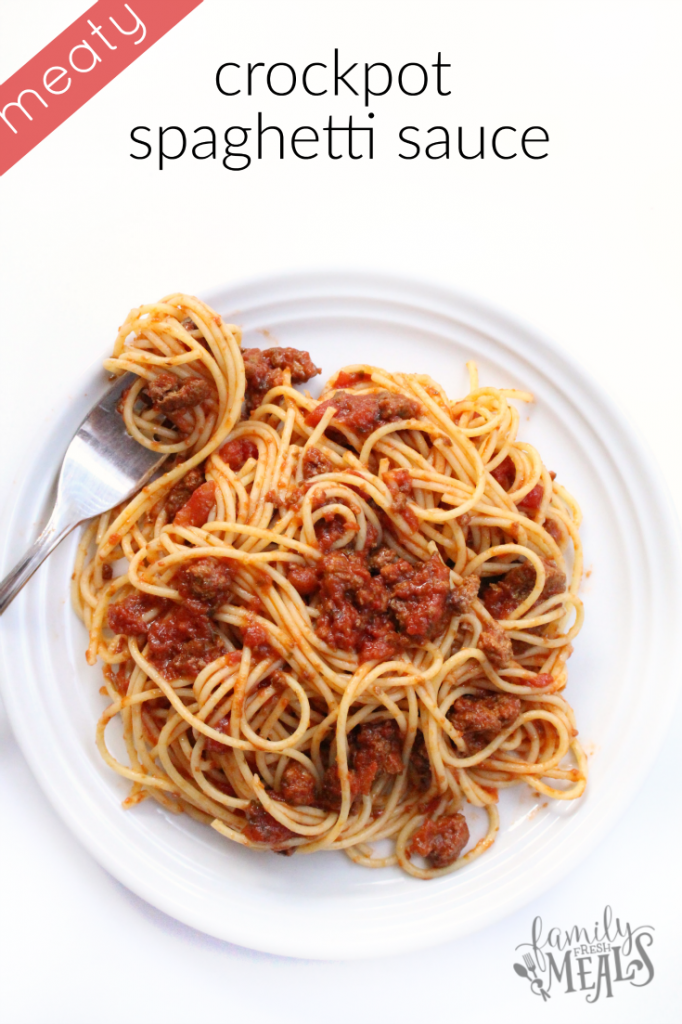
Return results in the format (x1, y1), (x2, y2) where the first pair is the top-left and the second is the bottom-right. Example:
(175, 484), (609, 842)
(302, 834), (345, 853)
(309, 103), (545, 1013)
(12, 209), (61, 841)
(0, 505), (80, 616)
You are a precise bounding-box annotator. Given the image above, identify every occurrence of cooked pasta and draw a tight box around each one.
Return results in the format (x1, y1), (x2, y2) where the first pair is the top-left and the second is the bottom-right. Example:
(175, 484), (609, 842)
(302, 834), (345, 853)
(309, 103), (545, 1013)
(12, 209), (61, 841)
(73, 293), (586, 878)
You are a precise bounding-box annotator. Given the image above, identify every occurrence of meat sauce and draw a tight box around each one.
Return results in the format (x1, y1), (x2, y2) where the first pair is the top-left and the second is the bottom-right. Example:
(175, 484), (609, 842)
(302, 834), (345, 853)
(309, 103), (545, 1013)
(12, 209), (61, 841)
(448, 574), (481, 614)
(164, 466), (205, 520)
(280, 762), (317, 805)
(305, 390), (421, 436)
(113, 356), (569, 862)
(408, 732), (432, 792)
(407, 812), (469, 868)
(243, 347), (320, 410)
(108, 551), (246, 680)
(287, 565), (319, 596)
(380, 555), (451, 640)
(314, 508), (357, 552)
(519, 483), (544, 510)
(333, 370), (373, 388)
(107, 593), (169, 636)
(320, 719), (404, 810)
(314, 549), (455, 662)
(301, 446), (333, 479)
(449, 692), (522, 750)
(174, 557), (233, 611)
(173, 480), (216, 528)
(479, 623), (513, 669)
(384, 468), (418, 531)
(205, 714), (231, 753)
(491, 455), (516, 491)
(490, 455), (545, 510)
(483, 558), (566, 620)
(146, 371), (212, 413)
(241, 620), (276, 661)
(219, 437), (258, 471)
(243, 802), (296, 853)
(529, 672), (554, 688)
(545, 517), (563, 544)
(146, 606), (225, 680)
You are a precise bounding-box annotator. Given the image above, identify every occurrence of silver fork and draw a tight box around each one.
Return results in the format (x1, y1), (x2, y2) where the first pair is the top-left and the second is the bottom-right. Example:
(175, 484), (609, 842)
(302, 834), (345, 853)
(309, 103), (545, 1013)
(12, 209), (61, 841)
(0, 373), (166, 615)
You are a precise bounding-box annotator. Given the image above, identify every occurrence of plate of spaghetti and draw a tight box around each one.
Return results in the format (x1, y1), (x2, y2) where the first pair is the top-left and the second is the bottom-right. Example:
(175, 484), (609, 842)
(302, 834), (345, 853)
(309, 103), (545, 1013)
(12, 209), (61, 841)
(1, 272), (680, 957)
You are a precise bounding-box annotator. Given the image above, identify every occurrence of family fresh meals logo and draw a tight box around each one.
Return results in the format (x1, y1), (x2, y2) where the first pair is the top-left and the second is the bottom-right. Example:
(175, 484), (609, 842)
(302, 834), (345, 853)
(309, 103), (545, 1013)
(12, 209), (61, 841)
(513, 907), (654, 1003)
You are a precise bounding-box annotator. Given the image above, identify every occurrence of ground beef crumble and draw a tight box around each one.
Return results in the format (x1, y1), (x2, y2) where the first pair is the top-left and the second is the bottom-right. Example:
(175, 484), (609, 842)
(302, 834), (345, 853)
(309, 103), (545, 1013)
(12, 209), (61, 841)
(146, 605), (225, 679)
(314, 504), (358, 551)
(483, 558), (566, 620)
(408, 732), (432, 791)
(334, 370), (373, 388)
(479, 622), (514, 668)
(407, 812), (469, 868)
(164, 467), (206, 520)
(243, 347), (320, 411)
(384, 468), (418, 530)
(448, 692), (521, 749)
(173, 557), (233, 611)
(280, 762), (317, 805)
(107, 592), (169, 636)
(490, 455), (516, 491)
(240, 620), (276, 661)
(306, 390), (421, 436)
(173, 480), (216, 528)
(287, 564), (319, 596)
(242, 801), (296, 853)
(302, 446), (333, 479)
(319, 719), (404, 810)
(219, 437), (258, 471)
(204, 714), (231, 753)
(314, 549), (453, 662)
(146, 371), (212, 413)
(448, 574), (480, 614)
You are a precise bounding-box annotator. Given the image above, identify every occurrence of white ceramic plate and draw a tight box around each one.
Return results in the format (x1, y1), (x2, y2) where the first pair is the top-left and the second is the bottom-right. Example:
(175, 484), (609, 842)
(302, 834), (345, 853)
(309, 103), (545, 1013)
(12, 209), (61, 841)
(1, 271), (680, 959)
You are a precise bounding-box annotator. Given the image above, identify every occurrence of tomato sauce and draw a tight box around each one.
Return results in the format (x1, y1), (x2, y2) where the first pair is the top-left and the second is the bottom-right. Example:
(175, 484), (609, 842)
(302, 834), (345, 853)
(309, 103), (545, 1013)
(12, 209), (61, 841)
(174, 480), (216, 527)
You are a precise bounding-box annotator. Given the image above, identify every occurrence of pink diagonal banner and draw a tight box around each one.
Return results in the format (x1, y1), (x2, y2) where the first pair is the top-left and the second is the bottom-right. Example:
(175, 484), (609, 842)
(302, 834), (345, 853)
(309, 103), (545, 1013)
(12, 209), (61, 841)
(0, 0), (204, 176)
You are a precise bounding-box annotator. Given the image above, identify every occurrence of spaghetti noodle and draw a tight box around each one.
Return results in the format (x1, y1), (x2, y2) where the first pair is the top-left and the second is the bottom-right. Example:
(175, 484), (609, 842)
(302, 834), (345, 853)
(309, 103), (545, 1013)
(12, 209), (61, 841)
(73, 292), (586, 879)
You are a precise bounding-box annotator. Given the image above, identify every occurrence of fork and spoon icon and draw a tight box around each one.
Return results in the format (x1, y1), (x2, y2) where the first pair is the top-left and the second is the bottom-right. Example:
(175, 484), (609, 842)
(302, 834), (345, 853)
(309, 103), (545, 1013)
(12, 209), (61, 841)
(513, 954), (551, 1000)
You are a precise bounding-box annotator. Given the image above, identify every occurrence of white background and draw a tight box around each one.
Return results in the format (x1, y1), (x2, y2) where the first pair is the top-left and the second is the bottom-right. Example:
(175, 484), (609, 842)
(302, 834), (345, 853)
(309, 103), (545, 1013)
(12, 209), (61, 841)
(1, 2), (681, 1022)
